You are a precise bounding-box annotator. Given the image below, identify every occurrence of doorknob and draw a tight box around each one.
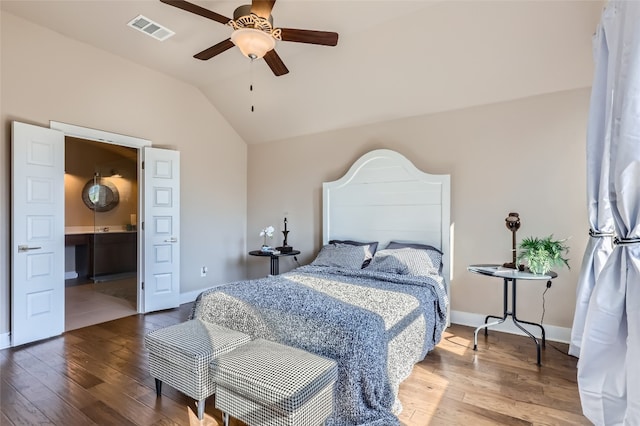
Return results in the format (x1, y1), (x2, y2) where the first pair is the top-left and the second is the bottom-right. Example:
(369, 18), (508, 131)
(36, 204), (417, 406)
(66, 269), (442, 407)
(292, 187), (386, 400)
(164, 237), (178, 243)
(18, 245), (42, 252)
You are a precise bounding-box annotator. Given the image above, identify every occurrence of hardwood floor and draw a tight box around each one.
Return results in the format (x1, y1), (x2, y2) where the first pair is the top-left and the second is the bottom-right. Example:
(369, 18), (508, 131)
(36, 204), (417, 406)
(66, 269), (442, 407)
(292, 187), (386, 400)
(0, 304), (588, 425)
(398, 327), (588, 425)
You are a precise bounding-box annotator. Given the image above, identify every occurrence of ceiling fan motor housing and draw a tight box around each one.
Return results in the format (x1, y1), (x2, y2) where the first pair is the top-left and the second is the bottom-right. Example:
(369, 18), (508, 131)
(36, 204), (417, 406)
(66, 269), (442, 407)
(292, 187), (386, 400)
(232, 5), (273, 29)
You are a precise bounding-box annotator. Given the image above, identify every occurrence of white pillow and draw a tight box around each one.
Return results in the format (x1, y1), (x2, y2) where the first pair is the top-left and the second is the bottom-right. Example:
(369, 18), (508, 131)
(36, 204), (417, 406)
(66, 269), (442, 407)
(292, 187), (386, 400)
(367, 247), (442, 276)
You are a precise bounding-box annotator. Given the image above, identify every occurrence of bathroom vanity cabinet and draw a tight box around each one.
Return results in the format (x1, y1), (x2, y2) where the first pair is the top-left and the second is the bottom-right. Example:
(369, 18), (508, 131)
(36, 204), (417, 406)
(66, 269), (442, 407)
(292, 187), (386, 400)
(65, 231), (137, 281)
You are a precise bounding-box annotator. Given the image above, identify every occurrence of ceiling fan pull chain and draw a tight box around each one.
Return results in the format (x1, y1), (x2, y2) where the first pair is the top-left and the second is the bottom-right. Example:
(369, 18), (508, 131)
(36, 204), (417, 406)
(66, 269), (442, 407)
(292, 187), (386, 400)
(250, 57), (255, 112)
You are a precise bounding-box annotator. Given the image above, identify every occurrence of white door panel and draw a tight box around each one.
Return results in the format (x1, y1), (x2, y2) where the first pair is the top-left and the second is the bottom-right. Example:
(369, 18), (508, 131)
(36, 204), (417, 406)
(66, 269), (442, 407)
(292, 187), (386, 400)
(11, 121), (65, 346)
(143, 147), (180, 312)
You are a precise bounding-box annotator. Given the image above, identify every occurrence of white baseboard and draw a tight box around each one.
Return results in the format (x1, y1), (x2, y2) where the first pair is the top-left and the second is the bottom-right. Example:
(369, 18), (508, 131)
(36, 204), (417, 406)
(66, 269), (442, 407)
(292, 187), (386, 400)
(65, 271), (78, 280)
(180, 283), (230, 306)
(180, 289), (201, 305)
(0, 332), (10, 349)
(450, 310), (571, 344)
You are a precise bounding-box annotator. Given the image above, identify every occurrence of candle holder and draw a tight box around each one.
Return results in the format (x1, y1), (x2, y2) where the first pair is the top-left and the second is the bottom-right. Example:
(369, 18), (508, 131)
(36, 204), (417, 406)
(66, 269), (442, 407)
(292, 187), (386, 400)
(502, 212), (524, 270)
(276, 217), (293, 253)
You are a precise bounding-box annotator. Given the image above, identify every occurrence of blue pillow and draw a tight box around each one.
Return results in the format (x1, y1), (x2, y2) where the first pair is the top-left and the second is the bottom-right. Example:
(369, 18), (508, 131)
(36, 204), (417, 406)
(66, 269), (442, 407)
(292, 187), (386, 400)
(329, 240), (379, 268)
(385, 241), (442, 254)
(311, 243), (373, 270)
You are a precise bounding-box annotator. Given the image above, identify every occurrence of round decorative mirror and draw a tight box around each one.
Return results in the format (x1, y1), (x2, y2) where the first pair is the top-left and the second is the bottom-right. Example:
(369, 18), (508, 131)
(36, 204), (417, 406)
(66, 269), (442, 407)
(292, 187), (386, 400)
(81, 178), (120, 212)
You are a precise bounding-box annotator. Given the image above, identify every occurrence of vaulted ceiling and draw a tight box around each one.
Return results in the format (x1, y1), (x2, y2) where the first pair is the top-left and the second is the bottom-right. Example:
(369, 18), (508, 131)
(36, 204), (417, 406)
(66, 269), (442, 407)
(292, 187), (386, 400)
(1, 1), (604, 144)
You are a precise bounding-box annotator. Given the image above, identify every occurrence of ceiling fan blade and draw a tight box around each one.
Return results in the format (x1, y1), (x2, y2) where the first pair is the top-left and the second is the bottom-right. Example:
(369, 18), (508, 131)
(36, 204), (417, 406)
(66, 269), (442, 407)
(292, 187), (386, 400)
(280, 28), (338, 46)
(251, 0), (276, 19)
(263, 50), (289, 76)
(194, 39), (235, 60)
(160, 0), (230, 24)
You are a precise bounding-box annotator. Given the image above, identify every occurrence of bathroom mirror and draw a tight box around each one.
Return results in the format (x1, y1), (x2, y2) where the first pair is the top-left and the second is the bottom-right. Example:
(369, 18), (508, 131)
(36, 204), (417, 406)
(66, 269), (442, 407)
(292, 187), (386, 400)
(82, 178), (119, 212)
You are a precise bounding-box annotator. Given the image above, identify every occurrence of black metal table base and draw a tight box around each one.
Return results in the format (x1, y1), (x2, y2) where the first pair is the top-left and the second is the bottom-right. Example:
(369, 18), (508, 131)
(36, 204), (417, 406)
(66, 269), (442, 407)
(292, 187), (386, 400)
(248, 250), (300, 276)
(473, 277), (546, 366)
(270, 256), (279, 275)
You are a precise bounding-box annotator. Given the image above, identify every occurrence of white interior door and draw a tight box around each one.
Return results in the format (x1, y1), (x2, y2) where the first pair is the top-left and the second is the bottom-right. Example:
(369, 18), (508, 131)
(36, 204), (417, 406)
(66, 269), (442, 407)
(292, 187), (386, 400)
(142, 147), (180, 312)
(11, 121), (65, 346)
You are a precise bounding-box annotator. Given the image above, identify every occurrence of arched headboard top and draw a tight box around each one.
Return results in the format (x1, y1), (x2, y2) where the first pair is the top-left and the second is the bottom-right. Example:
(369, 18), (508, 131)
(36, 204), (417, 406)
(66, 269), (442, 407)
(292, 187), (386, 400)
(322, 149), (451, 291)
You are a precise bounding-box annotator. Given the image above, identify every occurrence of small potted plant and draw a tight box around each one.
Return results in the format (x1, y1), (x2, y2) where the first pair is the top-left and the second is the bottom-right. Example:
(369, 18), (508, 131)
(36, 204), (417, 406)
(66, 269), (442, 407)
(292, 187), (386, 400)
(517, 235), (570, 275)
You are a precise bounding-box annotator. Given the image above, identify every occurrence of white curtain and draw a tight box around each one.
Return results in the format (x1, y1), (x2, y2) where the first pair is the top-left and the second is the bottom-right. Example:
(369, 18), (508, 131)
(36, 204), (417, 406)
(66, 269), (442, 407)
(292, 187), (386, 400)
(568, 4), (615, 358)
(577, 1), (640, 424)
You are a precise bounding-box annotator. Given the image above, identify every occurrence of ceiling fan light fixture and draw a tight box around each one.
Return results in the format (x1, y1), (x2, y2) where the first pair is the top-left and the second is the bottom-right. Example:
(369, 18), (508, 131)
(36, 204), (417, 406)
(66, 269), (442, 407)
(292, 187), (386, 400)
(160, 0), (337, 76)
(231, 28), (275, 59)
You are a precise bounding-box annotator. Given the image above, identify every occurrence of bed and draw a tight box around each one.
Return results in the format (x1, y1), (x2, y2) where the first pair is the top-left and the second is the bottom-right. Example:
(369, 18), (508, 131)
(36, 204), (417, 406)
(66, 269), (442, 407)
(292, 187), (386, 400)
(192, 149), (451, 425)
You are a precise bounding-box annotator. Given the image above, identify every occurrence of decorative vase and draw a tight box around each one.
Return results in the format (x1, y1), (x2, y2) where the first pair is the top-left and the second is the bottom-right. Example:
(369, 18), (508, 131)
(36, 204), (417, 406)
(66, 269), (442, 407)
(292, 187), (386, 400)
(528, 263), (549, 275)
(259, 225), (275, 251)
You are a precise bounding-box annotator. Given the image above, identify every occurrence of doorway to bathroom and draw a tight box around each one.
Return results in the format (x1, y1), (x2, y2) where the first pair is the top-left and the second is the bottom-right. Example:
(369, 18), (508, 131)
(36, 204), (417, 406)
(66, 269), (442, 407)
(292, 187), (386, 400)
(11, 120), (181, 346)
(64, 137), (138, 331)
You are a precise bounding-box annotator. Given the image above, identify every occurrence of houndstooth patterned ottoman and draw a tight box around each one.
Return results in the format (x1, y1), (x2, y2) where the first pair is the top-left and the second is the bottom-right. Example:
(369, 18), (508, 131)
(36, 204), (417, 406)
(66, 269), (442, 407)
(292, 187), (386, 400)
(144, 319), (251, 420)
(211, 339), (338, 426)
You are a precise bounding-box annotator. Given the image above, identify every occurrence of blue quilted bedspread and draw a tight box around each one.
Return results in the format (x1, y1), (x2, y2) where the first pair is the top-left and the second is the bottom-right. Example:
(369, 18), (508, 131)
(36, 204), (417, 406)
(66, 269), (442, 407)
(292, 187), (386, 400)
(191, 265), (448, 426)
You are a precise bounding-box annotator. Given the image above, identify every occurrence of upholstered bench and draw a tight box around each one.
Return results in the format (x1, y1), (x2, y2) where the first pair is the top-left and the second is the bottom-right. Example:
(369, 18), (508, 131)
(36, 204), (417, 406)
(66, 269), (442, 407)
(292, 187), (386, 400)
(211, 339), (338, 426)
(144, 319), (250, 420)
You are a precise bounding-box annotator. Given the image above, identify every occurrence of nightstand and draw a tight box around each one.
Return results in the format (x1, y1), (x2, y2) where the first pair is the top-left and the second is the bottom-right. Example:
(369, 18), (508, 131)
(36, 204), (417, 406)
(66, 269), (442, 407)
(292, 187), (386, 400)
(468, 264), (557, 366)
(249, 250), (300, 275)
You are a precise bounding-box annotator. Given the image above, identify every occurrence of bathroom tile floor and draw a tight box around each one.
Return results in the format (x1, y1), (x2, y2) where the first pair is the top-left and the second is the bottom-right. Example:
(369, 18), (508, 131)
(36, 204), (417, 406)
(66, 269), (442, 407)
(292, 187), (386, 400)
(65, 280), (137, 331)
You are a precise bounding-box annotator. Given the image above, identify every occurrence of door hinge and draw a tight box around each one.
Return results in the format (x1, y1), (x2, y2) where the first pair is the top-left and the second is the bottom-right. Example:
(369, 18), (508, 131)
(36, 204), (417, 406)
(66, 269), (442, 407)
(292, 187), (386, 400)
(142, 161), (144, 169)
(141, 282), (144, 290)
(141, 221), (144, 231)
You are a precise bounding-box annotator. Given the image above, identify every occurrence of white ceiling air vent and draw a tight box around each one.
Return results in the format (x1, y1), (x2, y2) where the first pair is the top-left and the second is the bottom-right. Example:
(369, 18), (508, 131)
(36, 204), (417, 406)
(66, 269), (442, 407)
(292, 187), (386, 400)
(127, 15), (175, 41)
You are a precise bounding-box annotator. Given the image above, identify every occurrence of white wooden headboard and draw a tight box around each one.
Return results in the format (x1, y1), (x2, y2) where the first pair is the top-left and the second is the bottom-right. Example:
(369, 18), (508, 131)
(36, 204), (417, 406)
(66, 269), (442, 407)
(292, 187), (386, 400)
(322, 149), (451, 296)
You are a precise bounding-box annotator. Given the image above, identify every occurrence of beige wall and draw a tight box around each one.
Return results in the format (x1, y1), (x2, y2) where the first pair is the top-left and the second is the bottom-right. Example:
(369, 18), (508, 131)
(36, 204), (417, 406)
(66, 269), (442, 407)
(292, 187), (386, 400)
(1, 9), (591, 340)
(248, 88), (590, 329)
(1, 12), (248, 337)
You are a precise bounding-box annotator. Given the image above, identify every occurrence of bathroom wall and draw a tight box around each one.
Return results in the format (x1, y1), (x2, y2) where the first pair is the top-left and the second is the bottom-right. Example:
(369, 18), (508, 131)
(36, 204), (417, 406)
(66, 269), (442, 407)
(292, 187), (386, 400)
(64, 137), (138, 231)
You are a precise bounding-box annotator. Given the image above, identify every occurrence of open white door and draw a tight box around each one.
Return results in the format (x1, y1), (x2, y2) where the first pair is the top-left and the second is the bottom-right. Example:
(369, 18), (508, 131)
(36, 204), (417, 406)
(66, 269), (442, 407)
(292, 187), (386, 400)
(142, 147), (180, 312)
(11, 121), (65, 346)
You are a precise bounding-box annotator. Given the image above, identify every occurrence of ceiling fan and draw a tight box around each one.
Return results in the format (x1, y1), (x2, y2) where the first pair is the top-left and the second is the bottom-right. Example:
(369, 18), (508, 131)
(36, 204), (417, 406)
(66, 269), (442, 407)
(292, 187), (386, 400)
(160, 0), (339, 76)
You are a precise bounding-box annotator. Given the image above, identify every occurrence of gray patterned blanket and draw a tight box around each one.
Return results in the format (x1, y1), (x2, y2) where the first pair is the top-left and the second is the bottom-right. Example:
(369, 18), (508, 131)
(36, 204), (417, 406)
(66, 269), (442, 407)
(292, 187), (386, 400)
(191, 265), (448, 426)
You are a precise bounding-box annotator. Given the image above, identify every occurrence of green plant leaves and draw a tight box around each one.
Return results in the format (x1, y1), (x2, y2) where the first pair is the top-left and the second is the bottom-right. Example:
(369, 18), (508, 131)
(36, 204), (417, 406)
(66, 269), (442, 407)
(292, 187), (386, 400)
(517, 235), (570, 274)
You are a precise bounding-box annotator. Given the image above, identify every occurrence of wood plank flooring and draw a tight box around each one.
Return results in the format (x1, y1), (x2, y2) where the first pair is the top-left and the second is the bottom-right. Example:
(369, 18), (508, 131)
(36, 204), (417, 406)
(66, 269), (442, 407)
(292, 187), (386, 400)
(0, 303), (588, 425)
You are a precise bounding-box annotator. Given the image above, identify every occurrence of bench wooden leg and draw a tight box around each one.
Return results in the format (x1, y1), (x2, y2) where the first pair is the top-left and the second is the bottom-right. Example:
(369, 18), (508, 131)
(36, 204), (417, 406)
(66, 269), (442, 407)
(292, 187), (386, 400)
(155, 378), (162, 397)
